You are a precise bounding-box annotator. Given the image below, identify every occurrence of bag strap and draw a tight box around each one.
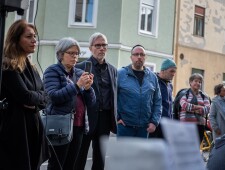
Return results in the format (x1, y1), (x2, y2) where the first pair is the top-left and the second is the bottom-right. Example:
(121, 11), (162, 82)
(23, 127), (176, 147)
(189, 89), (198, 105)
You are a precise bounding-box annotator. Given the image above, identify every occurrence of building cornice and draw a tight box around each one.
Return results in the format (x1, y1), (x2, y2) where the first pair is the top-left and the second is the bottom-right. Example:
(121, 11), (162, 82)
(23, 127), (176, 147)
(39, 40), (173, 59)
(178, 43), (225, 56)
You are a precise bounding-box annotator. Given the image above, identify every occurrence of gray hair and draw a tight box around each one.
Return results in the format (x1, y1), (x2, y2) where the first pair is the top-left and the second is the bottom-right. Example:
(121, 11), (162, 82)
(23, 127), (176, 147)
(89, 32), (107, 46)
(56, 37), (80, 61)
(189, 73), (203, 83)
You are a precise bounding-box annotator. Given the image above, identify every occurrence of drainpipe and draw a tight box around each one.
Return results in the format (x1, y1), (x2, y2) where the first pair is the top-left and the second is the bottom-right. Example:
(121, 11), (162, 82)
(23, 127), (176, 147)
(173, 0), (181, 97)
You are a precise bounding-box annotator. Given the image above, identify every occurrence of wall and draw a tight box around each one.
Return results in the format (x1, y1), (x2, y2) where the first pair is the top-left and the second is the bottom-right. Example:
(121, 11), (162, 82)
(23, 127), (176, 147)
(175, 45), (225, 97)
(179, 0), (225, 53)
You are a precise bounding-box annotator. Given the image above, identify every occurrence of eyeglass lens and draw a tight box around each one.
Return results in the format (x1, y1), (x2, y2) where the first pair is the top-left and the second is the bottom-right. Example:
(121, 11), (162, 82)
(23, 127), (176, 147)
(65, 51), (80, 57)
(132, 53), (145, 57)
(93, 44), (108, 49)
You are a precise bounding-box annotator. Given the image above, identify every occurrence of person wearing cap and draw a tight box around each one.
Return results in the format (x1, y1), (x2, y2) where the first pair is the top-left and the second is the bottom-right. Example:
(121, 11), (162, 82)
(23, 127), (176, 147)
(148, 59), (177, 139)
(117, 44), (162, 138)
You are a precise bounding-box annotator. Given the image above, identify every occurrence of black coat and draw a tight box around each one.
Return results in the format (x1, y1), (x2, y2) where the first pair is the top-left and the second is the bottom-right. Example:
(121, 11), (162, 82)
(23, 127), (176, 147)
(0, 59), (49, 170)
(76, 56), (117, 134)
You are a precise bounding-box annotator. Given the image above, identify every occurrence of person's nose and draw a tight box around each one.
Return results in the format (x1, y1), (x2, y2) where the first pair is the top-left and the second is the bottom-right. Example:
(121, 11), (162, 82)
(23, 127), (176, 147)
(32, 37), (36, 43)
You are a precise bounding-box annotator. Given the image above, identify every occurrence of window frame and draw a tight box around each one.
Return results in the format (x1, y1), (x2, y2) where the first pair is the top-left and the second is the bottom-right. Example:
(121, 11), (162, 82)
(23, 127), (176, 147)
(15, 0), (37, 24)
(138, 0), (159, 37)
(68, 0), (98, 28)
(193, 5), (205, 37)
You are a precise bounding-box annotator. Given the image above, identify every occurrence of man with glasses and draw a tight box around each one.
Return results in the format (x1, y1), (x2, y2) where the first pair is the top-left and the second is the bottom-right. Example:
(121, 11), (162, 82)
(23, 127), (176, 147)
(117, 44), (162, 138)
(75, 32), (117, 170)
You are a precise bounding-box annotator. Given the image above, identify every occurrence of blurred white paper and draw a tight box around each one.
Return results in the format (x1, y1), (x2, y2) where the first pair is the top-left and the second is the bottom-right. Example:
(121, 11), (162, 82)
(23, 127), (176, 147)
(161, 118), (206, 170)
(102, 137), (173, 170)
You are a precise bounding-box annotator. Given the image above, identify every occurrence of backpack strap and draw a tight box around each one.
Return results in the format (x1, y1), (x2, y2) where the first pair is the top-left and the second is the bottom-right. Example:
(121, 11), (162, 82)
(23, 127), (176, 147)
(185, 88), (190, 99)
(173, 88), (189, 120)
(199, 90), (211, 125)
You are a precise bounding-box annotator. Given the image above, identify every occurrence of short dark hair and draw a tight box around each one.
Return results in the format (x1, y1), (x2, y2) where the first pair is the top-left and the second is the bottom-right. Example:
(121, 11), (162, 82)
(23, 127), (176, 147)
(189, 73), (203, 83)
(131, 44), (145, 54)
(214, 84), (225, 95)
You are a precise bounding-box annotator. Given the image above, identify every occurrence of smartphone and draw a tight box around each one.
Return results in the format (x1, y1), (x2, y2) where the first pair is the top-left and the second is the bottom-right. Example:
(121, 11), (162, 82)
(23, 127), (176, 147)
(84, 61), (92, 74)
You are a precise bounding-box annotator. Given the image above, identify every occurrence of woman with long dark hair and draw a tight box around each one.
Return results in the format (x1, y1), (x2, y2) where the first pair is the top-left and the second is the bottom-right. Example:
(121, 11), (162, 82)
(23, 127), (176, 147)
(0, 19), (49, 170)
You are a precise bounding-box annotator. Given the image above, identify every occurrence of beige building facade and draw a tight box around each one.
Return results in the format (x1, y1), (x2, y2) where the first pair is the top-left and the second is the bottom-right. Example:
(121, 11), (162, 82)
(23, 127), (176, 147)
(174, 0), (225, 97)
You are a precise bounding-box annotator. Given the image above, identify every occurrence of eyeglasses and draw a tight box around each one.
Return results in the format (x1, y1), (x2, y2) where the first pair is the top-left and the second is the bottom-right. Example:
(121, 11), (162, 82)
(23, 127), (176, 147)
(92, 44), (108, 49)
(64, 51), (80, 57)
(132, 53), (146, 57)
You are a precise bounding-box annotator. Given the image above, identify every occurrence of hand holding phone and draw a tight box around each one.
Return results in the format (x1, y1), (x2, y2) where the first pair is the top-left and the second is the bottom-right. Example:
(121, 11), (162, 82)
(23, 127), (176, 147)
(85, 61), (92, 74)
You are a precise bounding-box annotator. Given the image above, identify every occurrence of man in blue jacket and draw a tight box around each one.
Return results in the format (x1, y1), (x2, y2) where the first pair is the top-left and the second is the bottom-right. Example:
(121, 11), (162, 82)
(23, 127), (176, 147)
(117, 44), (162, 138)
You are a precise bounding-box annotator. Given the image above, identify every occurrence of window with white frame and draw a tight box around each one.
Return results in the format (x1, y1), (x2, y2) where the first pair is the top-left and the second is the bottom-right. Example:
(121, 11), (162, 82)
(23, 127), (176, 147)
(16, 0), (36, 23)
(139, 0), (159, 37)
(68, 0), (98, 28)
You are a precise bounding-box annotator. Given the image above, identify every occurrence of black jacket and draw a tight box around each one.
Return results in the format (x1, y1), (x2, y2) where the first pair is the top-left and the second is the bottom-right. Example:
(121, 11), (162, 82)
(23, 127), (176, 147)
(76, 56), (117, 134)
(0, 59), (49, 170)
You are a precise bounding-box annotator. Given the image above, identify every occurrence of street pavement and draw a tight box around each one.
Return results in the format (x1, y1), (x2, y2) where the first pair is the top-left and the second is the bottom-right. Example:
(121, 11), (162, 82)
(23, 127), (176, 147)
(40, 143), (99, 170)
(41, 135), (116, 170)
(41, 145), (98, 170)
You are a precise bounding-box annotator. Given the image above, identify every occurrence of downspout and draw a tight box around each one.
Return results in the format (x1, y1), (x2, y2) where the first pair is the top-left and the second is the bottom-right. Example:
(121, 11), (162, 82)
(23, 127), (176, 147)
(173, 0), (181, 97)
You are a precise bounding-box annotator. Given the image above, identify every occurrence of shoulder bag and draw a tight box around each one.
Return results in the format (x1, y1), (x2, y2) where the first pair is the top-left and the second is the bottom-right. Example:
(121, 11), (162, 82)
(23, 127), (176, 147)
(41, 111), (74, 146)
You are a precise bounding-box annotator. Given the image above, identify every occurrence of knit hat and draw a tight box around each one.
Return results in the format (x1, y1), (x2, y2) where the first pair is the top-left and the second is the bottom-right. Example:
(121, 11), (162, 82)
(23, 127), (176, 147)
(160, 59), (177, 71)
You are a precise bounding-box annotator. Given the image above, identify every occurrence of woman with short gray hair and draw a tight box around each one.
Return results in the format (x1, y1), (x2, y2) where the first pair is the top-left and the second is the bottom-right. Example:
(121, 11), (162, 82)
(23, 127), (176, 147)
(179, 73), (211, 144)
(43, 37), (96, 170)
(55, 37), (80, 62)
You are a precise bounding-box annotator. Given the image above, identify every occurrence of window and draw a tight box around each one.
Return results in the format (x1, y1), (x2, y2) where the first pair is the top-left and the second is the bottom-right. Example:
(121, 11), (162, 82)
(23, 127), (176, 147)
(192, 68), (204, 76)
(193, 6), (205, 37)
(69, 0), (98, 28)
(139, 0), (159, 37)
(223, 73), (225, 84)
(16, 0), (36, 23)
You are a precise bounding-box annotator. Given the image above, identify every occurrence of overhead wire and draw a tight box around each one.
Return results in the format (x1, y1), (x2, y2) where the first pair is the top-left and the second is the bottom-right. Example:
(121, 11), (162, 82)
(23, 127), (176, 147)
(33, 0), (43, 74)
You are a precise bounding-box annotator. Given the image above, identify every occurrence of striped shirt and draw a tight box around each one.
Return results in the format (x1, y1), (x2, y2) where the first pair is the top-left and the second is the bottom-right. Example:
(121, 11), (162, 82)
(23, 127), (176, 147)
(179, 92), (211, 125)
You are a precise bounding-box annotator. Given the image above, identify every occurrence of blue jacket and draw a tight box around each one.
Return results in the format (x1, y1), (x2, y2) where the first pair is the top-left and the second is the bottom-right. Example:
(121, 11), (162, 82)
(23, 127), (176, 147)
(207, 134), (225, 170)
(117, 65), (162, 127)
(43, 62), (96, 132)
(156, 73), (173, 119)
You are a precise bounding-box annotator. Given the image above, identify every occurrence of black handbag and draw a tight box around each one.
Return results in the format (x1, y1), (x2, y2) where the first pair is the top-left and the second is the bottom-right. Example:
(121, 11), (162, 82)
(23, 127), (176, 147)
(41, 112), (74, 146)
